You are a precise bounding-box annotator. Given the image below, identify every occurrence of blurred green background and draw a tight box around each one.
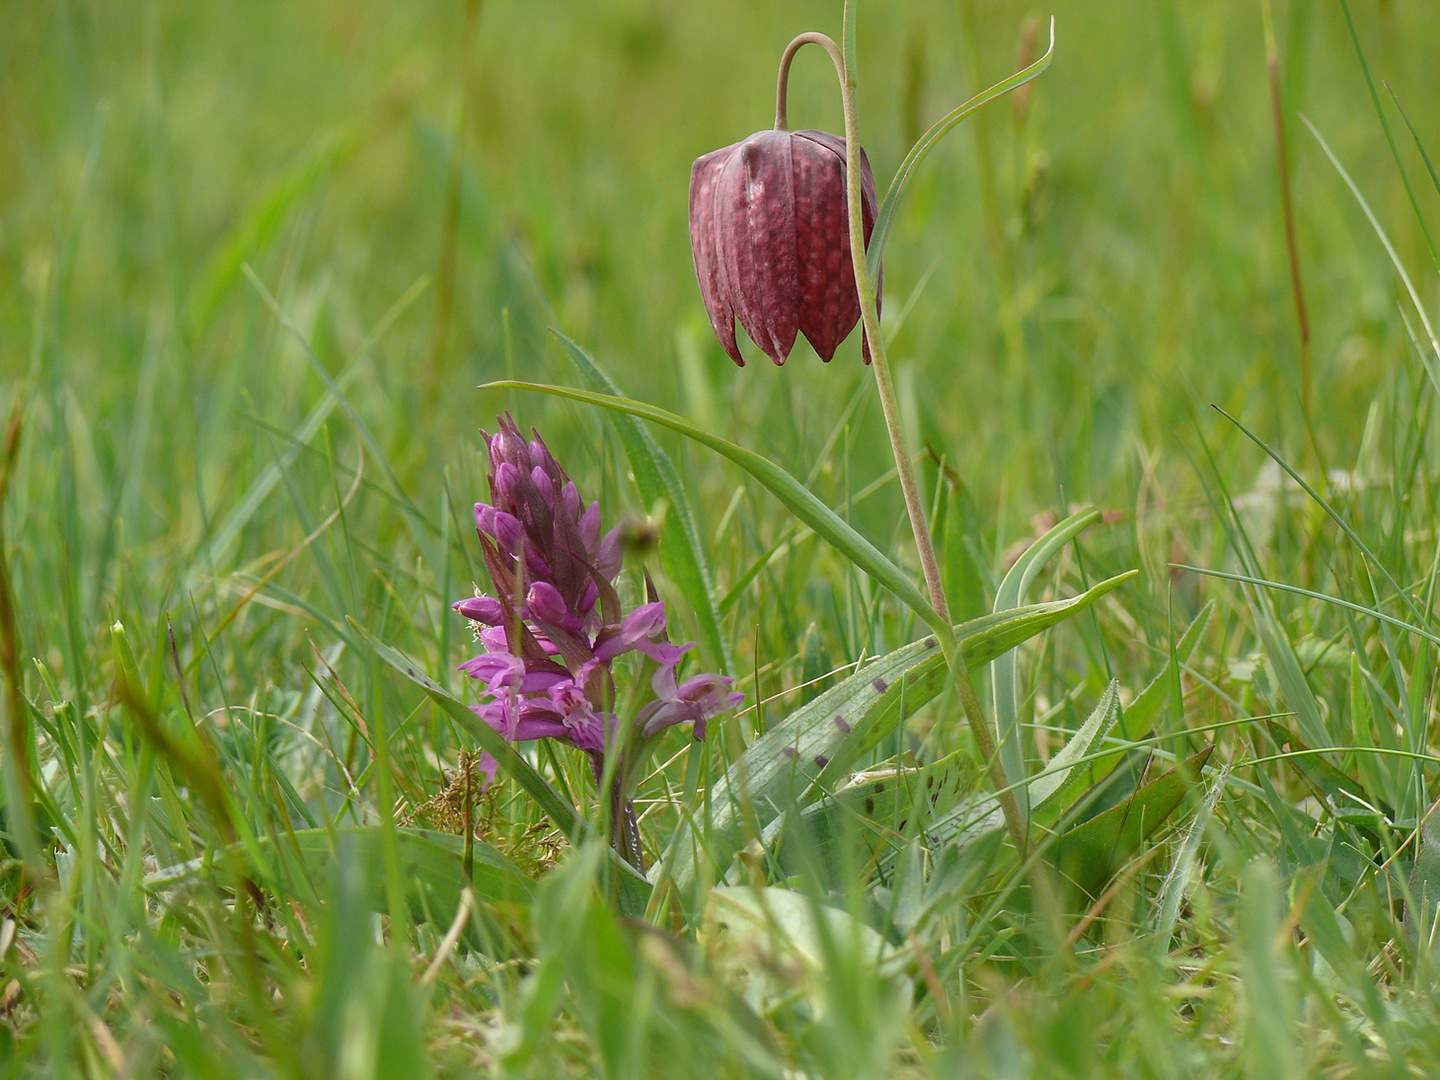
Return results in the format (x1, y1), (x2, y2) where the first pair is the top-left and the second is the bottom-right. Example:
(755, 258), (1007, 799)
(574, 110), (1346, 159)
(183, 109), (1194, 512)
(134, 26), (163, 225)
(1, 0), (1437, 687)
(6, 4), (1440, 1074)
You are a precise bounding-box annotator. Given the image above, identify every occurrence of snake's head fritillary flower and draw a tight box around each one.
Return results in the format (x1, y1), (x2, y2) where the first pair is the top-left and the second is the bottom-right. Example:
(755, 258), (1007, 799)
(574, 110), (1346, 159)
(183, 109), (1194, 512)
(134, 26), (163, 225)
(689, 128), (881, 366)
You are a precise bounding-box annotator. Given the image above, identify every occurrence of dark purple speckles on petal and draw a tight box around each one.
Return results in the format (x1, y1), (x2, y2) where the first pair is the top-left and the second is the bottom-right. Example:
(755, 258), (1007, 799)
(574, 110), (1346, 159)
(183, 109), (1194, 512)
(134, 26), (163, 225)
(716, 130), (799, 366)
(782, 745), (797, 760)
(790, 131), (880, 363)
(813, 755), (829, 769)
(833, 714), (851, 734)
(872, 677), (889, 694)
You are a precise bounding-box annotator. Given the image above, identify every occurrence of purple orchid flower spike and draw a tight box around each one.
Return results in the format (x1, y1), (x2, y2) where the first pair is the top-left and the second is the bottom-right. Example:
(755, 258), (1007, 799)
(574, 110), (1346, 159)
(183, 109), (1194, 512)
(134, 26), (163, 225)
(453, 415), (741, 870)
(689, 128), (882, 366)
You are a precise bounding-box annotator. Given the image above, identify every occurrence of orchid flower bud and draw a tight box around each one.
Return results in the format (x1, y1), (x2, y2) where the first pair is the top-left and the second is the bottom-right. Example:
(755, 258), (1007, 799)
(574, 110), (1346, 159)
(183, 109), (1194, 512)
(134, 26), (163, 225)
(453, 595), (504, 625)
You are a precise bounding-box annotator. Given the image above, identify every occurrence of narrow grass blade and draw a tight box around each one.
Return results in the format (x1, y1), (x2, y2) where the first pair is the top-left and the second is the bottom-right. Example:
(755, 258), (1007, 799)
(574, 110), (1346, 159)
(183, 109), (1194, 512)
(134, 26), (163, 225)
(245, 267), (438, 539)
(1189, 433), (1332, 755)
(1302, 115), (1440, 379)
(1212, 405), (1431, 633)
(188, 132), (358, 340)
(1089, 600), (1214, 782)
(481, 380), (938, 624)
(1153, 763), (1227, 947)
(551, 331), (731, 673)
(197, 273), (428, 582)
(993, 508), (1101, 810)
(1337, 0), (1439, 272)
(1174, 566), (1440, 650)
(1385, 84), (1440, 202)
(1030, 678), (1120, 811)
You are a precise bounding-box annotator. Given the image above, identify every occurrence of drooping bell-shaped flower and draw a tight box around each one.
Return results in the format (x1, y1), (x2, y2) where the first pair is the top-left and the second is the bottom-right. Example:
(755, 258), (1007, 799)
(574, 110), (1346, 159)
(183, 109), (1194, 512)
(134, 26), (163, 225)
(689, 128), (881, 366)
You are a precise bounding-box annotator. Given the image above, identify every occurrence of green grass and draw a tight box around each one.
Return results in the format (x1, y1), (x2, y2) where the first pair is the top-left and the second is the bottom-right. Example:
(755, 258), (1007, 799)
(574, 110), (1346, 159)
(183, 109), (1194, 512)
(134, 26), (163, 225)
(4, 0), (1440, 1075)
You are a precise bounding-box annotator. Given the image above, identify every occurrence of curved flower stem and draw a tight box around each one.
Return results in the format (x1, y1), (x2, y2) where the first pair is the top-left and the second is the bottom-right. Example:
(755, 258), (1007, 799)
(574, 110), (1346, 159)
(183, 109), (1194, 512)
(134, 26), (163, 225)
(779, 30), (1030, 857)
(775, 32), (837, 131)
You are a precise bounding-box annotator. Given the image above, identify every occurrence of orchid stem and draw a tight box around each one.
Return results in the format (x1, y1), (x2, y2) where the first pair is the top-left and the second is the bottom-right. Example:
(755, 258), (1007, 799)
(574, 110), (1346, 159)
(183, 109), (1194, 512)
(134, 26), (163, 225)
(781, 27), (1030, 857)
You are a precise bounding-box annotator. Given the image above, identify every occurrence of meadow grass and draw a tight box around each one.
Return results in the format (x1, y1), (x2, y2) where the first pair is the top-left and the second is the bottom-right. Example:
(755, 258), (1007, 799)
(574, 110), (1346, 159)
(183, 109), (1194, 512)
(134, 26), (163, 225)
(4, 0), (1440, 1076)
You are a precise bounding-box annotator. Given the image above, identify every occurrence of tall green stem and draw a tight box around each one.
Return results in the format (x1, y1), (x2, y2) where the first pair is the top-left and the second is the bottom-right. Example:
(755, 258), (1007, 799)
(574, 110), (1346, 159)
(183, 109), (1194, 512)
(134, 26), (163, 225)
(775, 30), (1029, 856)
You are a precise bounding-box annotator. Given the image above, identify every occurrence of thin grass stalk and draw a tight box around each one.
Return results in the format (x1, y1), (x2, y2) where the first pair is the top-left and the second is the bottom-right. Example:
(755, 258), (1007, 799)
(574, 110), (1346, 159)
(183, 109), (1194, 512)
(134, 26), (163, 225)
(1261, 0), (1311, 417)
(425, 0), (485, 410)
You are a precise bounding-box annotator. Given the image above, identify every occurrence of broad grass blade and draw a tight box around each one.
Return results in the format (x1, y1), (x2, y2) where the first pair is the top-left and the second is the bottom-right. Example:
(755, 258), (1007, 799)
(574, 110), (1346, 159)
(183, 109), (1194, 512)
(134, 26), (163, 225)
(481, 380), (938, 623)
(1237, 859), (1297, 1080)
(551, 331), (731, 673)
(1052, 745), (1214, 905)
(662, 571), (1135, 894)
(993, 508), (1101, 814)
(1299, 869), (1388, 1030)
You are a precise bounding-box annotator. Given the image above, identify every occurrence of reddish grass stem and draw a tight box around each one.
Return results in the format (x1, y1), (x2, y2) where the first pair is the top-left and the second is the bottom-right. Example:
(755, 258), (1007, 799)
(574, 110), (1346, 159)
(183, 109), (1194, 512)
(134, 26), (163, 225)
(1263, 0), (1310, 416)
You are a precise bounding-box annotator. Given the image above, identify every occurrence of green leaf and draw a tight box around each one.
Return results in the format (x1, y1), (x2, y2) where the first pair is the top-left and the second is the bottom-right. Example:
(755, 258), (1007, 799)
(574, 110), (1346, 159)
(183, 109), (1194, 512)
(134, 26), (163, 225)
(940, 477), (988, 623)
(145, 825), (532, 917)
(1030, 679), (1121, 812)
(1298, 869), (1387, 1030)
(659, 571), (1136, 895)
(773, 750), (980, 885)
(1052, 745), (1214, 904)
(707, 885), (906, 979)
(992, 509), (1101, 812)
(551, 331), (731, 673)
(1266, 721), (1390, 833)
(865, 17), (1055, 282)
(926, 681), (1123, 852)
(1088, 600), (1214, 782)
(1405, 798), (1440, 954)
(480, 380), (938, 625)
